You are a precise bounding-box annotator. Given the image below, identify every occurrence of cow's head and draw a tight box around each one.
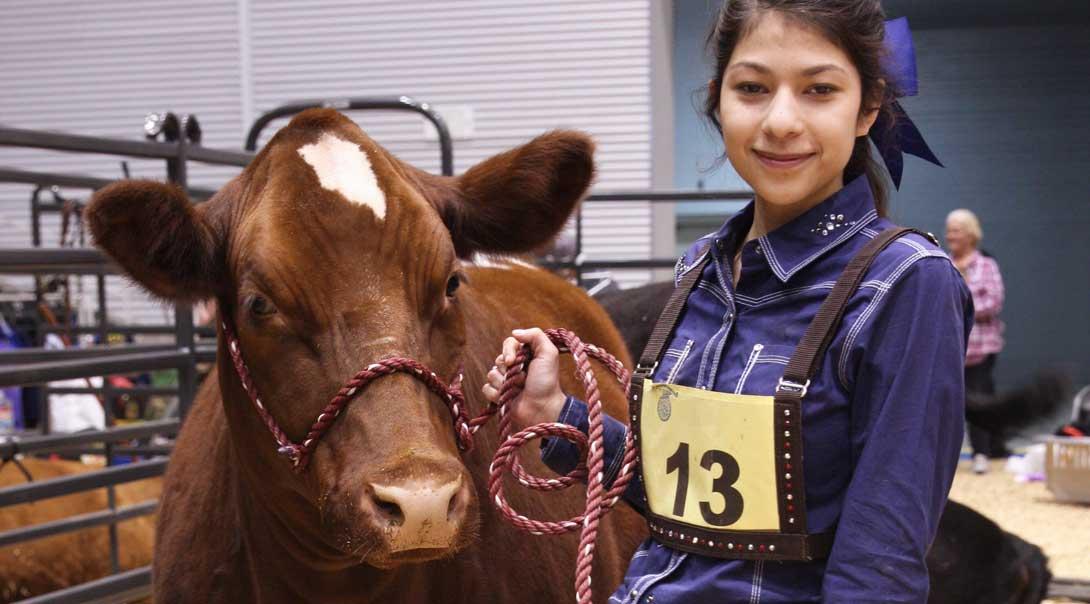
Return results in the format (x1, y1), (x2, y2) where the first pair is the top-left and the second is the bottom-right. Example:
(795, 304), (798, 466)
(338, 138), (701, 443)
(87, 109), (594, 567)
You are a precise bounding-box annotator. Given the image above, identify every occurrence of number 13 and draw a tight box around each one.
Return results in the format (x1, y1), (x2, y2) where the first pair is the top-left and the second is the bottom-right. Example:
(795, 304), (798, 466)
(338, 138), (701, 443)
(664, 441), (744, 526)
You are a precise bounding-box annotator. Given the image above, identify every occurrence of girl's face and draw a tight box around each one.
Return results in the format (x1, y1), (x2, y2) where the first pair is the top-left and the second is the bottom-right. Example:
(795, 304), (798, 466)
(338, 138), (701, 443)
(944, 220), (975, 256)
(718, 12), (878, 211)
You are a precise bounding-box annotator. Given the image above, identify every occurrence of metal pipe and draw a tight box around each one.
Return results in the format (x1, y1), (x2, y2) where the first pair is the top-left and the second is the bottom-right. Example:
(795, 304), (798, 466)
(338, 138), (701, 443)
(244, 96), (454, 176)
(13, 566), (151, 604)
(104, 441), (120, 574)
(43, 386), (179, 396)
(538, 259), (679, 270)
(0, 344), (177, 364)
(0, 248), (115, 275)
(46, 445), (174, 458)
(0, 460), (167, 507)
(166, 135), (200, 419)
(0, 349), (195, 387)
(0, 420), (179, 459)
(0, 125), (251, 169)
(40, 325), (216, 337)
(585, 190), (752, 202)
(185, 145), (251, 167)
(0, 501), (157, 548)
(0, 126), (179, 160)
(0, 166), (217, 199)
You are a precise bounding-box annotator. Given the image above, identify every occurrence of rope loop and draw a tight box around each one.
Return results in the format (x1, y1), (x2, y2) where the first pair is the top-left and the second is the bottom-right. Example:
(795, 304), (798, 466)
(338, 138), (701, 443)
(485, 328), (636, 604)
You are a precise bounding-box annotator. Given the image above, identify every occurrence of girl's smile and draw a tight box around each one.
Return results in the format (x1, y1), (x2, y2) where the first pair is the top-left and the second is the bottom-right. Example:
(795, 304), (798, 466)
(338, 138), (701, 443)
(752, 149), (817, 170)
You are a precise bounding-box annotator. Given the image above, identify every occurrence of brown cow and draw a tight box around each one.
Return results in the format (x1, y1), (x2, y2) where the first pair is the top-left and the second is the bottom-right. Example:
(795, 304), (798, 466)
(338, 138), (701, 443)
(0, 458), (160, 602)
(87, 109), (646, 603)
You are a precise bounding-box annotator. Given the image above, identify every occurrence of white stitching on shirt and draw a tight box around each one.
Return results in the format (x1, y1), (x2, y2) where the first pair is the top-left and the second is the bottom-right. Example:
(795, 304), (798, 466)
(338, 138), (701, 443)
(697, 320), (729, 389)
(666, 339), (694, 385)
(735, 344), (764, 394)
(749, 560), (765, 603)
(734, 282), (835, 307)
(836, 250), (949, 386)
(761, 209), (878, 282)
(627, 550), (686, 601)
(755, 560), (766, 602)
(697, 281), (732, 307)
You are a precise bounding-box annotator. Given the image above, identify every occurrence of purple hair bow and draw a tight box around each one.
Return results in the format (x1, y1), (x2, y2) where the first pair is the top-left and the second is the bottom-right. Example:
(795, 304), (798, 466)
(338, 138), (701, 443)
(871, 17), (943, 188)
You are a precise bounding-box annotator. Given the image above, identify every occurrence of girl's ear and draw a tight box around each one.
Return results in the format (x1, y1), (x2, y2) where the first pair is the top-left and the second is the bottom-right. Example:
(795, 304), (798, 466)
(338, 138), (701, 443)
(856, 79), (886, 137)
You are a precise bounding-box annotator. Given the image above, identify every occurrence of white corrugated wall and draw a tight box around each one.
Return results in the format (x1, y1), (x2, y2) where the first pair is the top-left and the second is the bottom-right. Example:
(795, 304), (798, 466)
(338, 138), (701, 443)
(0, 0), (654, 327)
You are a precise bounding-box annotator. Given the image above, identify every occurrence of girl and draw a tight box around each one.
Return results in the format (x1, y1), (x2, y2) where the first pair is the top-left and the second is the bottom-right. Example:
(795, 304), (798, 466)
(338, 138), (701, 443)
(484, 1), (972, 601)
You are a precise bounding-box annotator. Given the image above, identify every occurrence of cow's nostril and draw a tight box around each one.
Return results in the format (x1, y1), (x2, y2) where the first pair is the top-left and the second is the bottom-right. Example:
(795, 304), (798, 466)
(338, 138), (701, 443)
(372, 495), (405, 527)
(446, 480), (471, 524)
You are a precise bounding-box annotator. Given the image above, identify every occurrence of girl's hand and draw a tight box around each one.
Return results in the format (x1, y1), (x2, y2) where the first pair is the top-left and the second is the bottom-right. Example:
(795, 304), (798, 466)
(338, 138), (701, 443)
(482, 328), (567, 430)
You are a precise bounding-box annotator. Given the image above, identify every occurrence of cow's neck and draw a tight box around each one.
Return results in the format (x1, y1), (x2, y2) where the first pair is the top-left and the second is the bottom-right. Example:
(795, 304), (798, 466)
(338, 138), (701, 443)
(217, 357), (420, 602)
(232, 473), (425, 603)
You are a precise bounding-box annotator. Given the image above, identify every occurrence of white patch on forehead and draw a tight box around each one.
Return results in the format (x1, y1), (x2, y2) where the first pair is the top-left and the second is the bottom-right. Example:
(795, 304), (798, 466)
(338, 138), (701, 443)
(297, 133), (386, 219)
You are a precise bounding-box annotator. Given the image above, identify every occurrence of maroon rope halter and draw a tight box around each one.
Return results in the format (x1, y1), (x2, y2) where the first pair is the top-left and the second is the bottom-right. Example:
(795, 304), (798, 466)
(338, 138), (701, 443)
(221, 320), (471, 471)
(222, 322), (636, 604)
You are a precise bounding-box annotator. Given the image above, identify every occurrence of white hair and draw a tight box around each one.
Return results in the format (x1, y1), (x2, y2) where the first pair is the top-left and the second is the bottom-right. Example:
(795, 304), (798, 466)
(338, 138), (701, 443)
(946, 208), (982, 245)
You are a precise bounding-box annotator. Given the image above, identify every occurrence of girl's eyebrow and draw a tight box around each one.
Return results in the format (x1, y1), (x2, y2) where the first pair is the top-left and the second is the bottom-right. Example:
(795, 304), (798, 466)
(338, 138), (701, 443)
(727, 61), (770, 74)
(801, 64), (848, 77)
(726, 62), (849, 77)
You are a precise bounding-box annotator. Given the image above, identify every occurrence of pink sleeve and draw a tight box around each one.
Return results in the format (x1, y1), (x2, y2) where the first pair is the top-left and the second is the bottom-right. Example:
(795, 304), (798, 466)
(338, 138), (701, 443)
(973, 257), (1004, 320)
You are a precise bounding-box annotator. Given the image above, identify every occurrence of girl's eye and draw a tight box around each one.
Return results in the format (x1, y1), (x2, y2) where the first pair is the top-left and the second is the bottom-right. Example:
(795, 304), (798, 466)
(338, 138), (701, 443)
(807, 84), (837, 96)
(445, 274), (461, 298)
(249, 295), (277, 317)
(736, 82), (766, 95)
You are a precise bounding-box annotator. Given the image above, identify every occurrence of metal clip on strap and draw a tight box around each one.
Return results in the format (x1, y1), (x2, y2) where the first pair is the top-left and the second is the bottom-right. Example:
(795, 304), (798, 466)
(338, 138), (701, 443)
(776, 378), (811, 398)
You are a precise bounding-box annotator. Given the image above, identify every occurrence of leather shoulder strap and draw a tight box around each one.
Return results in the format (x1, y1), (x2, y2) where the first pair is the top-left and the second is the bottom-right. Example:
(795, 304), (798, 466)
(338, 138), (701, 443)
(635, 245), (712, 376)
(777, 227), (926, 398)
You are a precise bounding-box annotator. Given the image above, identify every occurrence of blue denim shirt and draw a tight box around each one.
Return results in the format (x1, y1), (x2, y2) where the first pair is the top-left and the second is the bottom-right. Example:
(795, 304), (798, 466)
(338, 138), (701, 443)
(542, 176), (973, 603)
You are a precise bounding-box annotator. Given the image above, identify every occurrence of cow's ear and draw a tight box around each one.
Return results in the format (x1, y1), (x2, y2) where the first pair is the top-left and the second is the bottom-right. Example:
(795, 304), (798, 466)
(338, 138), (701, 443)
(409, 130), (595, 257)
(87, 179), (232, 302)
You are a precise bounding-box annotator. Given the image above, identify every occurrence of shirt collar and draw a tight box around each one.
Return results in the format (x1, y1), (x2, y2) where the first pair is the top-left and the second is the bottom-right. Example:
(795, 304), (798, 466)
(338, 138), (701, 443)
(713, 175), (880, 283)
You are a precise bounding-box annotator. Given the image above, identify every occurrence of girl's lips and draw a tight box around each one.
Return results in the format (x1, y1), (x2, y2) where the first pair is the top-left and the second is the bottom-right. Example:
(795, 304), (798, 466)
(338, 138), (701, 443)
(754, 150), (815, 169)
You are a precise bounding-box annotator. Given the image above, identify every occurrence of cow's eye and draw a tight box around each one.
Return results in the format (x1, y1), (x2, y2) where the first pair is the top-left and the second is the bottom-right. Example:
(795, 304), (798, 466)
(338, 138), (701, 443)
(445, 273), (461, 298)
(248, 295), (277, 317)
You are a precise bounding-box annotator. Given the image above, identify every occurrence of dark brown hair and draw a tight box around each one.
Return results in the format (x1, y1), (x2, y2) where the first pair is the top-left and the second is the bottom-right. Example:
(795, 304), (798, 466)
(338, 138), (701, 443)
(704, 0), (899, 215)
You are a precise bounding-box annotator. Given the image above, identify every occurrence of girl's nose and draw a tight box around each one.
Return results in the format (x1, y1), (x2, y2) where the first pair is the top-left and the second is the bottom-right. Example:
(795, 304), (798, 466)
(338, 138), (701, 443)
(762, 88), (804, 140)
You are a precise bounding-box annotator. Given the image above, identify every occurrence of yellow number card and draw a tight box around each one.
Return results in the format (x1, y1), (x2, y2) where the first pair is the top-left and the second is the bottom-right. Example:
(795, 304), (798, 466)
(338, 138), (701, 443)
(639, 381), (780, 532)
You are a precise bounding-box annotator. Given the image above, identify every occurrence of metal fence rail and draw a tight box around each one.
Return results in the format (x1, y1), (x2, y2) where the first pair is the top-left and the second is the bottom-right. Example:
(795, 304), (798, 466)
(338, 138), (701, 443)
(0, 460), (167, 508)
(15, 567), (151, 604)
(0, 346), (215, 388)
(0, 420), (179, 460)
(243, 96), (454, 175)
(0, 116), (245, 604)
(0, 501), (158, 549)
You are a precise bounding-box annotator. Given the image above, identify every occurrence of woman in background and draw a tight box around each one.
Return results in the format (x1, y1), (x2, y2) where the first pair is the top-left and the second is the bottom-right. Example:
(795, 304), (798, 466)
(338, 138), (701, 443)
(946, 208), (1007, 473)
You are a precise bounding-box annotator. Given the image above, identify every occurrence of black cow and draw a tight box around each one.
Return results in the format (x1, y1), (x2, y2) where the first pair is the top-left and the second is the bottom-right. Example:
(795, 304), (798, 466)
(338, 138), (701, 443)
(595, 280), (1054, 604)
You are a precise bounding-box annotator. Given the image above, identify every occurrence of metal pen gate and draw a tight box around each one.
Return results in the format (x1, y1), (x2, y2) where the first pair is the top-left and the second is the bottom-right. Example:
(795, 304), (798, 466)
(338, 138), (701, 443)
(0, 98), (745, 603)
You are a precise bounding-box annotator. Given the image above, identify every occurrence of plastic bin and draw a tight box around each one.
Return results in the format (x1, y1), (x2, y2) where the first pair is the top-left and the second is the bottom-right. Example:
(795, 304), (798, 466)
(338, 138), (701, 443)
(1045, 436), (1090, 504)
